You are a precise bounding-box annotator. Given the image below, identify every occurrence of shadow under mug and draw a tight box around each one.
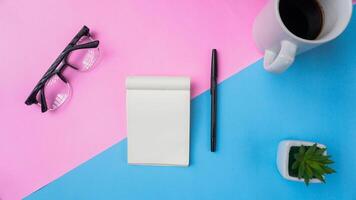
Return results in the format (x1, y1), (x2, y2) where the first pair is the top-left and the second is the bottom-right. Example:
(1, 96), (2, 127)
(253, 0), (353, 73)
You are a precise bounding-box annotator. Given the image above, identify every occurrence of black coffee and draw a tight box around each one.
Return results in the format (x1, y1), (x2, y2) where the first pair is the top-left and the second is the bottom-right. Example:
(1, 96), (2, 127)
(279, 0), (324, 40)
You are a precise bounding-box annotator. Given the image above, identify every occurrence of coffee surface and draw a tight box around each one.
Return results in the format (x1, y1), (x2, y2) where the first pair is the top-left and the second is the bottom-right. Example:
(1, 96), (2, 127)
(279, 0), (324, 40)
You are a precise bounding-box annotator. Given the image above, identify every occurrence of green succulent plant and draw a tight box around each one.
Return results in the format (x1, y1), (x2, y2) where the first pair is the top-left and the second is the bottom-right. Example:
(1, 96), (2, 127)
(290, 143), (336, 185)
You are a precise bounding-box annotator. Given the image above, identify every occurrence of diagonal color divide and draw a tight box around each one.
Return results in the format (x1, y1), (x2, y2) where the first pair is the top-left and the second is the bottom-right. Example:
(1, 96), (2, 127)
(26, 16), (356, 198)
(0, 0), (267, 199)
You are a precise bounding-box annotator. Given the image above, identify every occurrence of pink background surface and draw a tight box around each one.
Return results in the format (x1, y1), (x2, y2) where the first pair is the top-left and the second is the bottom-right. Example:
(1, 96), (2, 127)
(0, 0), (267, 199)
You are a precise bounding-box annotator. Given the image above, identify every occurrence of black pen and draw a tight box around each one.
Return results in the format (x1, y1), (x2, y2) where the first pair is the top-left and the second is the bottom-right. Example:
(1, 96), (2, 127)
(210, 49), (218, 152)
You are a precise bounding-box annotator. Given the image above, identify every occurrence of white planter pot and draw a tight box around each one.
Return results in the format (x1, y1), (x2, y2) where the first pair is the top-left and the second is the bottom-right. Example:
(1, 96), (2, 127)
(276, 140), (327, 183)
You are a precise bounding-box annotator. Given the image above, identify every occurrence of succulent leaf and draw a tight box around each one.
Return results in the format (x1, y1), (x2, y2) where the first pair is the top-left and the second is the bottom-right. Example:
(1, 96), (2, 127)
(308, 161), (325, 174)
(305, 165), (313, 178)
(323, 159), (334, 164)
(298, 161), (305, 179)
(304, 176), (310, 186)
(315, 148), (326, 155)
(323, 166), (336, 174)
(313, 171), (325, 183)
(292, 161), (299, 170)
(305, 144), (317, 158)
(300, 145), (306, 154)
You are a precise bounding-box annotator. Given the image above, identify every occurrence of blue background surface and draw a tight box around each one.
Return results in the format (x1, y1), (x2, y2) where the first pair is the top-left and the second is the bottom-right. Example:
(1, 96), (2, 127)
(27, 9), (356, 200)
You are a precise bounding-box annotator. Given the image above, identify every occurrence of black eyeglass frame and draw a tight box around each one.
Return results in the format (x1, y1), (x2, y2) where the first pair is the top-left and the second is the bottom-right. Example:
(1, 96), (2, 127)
(25, 25), (100, 113)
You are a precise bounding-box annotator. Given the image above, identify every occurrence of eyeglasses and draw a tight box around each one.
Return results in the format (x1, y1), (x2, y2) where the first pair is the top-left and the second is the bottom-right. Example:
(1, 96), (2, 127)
(25, 26), (100, 113)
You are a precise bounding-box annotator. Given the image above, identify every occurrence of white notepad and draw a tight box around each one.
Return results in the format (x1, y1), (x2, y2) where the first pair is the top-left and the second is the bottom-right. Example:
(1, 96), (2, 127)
(126, 76), (190, 166)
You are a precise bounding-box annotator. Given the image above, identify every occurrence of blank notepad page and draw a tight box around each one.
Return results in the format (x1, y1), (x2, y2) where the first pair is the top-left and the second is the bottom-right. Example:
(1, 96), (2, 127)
(126, 76), (190, 166)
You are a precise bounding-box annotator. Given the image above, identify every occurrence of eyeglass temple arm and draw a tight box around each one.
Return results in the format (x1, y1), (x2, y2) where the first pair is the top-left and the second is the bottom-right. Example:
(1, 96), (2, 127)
(68, 41), (99, 52)
(25, 26), (91, 105)
(25, 57), (64, 105)
(67, 25), (90, 48)
(40, 88), (48, 113)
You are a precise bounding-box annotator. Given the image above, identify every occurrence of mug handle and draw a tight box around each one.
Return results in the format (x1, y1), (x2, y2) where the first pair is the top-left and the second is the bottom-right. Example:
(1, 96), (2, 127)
(264, 40), (297, 73)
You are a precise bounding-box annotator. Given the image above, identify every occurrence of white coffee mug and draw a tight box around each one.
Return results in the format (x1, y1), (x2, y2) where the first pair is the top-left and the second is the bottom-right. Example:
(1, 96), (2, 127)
(253, 0), (353, 73)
